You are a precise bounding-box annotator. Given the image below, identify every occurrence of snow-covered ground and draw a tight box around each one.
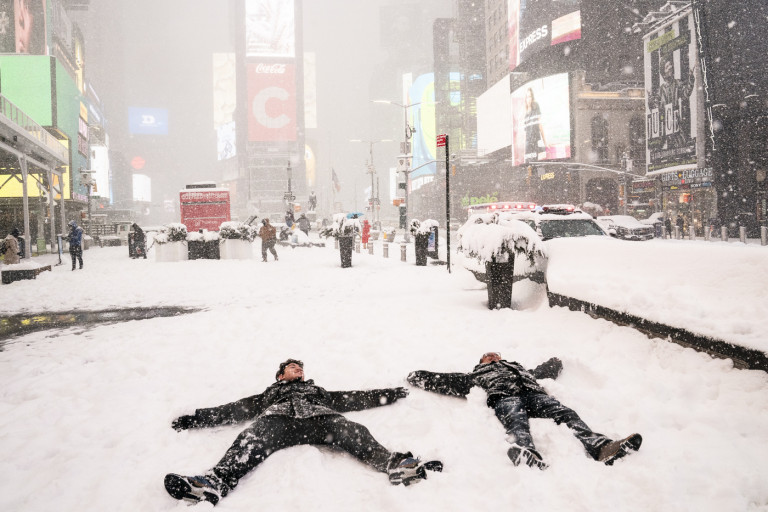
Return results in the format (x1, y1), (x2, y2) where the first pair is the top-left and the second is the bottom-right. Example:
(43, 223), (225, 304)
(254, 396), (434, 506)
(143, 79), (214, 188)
(0, 237), (766, 511)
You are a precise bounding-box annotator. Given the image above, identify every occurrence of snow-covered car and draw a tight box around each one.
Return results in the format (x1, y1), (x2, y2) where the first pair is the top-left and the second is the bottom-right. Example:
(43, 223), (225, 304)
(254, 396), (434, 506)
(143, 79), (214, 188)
(596, 215), (655, 241)
(507, 205), (609, 241)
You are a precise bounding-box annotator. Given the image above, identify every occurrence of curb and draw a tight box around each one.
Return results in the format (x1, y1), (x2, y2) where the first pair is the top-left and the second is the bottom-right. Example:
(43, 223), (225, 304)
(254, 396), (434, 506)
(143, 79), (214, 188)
(547, 292), (768, 373)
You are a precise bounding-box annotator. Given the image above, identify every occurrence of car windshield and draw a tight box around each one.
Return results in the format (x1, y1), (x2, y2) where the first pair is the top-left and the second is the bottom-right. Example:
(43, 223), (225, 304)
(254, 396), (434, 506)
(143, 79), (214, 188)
(539, 219), (606, 240)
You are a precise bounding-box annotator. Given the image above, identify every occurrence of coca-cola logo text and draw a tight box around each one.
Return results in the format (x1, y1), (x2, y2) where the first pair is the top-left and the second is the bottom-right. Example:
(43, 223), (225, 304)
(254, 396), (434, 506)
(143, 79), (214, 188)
(254, 63), (287, 74)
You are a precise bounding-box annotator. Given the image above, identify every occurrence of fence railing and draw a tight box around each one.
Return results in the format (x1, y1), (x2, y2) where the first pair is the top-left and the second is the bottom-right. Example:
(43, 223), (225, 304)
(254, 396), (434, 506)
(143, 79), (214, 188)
(0, 93), (68, 163)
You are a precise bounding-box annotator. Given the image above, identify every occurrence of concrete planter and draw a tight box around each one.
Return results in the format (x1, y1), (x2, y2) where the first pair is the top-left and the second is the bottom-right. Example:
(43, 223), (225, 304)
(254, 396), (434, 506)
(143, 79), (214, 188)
(220, 239), (253, 260)
(155, 241), (188, 262)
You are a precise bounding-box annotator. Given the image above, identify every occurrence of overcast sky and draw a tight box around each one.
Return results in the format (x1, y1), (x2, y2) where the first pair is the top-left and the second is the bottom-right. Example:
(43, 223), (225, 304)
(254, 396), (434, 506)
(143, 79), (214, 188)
(75, 0), (452, 219)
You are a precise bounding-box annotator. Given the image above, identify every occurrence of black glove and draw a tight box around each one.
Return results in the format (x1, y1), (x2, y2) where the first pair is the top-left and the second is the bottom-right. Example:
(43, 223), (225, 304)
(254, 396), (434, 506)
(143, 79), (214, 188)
(171, 414), (197, 431)
(407, 371), (427, 388)
(394, 387), (409, 399)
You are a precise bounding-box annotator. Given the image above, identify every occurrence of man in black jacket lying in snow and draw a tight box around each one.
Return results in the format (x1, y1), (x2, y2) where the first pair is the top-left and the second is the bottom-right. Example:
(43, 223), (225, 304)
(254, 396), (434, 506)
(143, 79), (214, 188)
(165, 359), (441, 505)
(407, 352), (641, 470)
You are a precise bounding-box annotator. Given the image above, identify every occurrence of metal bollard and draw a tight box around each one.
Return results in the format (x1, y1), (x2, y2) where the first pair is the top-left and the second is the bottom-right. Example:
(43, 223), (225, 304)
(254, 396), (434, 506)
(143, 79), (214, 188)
(661, 226), (667, 239)
(721, 226), (728, 242)
(674, 226), (681, 240)
(400, 243), (407, 262)
(689, 226), (696, 240)
(368, 242), (374, 255)
(383, 242), (389, 258)
(762, 226), (768, 246)
(335, 239), (339, 249)
(355, 240), (361, 253)
(739, 226), (746, 243)
(704, 226), (711, 241)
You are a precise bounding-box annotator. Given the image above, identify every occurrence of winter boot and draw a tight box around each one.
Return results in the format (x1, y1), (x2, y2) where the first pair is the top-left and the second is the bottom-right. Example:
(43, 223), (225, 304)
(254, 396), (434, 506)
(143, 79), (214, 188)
(597, 433), (642, 465)
(507, 444), (548, 470)
(387, 452), (443, 486)
(164, 472), (229, 505)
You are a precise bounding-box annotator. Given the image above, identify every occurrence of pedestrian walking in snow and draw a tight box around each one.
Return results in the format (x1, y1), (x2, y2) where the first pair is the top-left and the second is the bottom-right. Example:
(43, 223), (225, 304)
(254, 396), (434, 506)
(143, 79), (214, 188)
(12, 228), (24, 259)
(361, 219), (371, 249)
(308, 191), (317, 211)
(258, 218), (278, 262)
(1, 229), (21, 265)
(165, 359), (441, 505)
(407, 352), (641, 470)
(67, 220), (84, 270)
(297, 213), (311, 236)
(285, 210), (295, 227)
(131, 223), (147, 259)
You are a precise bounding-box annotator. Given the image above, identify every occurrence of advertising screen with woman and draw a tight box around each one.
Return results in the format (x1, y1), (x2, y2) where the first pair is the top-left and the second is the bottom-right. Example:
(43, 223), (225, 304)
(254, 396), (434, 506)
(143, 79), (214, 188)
(510, 73), (572, 166)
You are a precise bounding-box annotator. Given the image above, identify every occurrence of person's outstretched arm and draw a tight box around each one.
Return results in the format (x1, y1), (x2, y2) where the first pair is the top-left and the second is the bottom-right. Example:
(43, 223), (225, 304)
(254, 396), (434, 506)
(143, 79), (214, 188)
(325, 387), (409, 412)
(407, 370), (473, 398)
(171, 393), (266, 431)
(529, 357), (563, 381)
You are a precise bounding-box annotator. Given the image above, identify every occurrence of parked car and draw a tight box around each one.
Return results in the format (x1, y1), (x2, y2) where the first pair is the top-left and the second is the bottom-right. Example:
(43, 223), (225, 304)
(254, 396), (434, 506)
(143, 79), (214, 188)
(596, 215), (655, 241)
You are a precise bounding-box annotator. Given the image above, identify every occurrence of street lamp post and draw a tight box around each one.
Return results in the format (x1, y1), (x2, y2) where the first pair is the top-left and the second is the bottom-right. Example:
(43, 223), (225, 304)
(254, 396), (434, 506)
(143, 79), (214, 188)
(373, 100), (426, 239)
(349, 139), (392, 225)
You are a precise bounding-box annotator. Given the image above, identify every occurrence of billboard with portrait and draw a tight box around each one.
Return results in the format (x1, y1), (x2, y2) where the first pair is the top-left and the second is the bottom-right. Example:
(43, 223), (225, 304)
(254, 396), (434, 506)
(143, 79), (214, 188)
(0, 0), (47, 54)
(128, 107), (169, 136)
(510, 72), (572, 166)
(643, 10), (698, 175)
(408, 73), (436, 192)
(247, 61), (296, 142)
(508, 0), (581, 72)
(245, 0), (295, 58)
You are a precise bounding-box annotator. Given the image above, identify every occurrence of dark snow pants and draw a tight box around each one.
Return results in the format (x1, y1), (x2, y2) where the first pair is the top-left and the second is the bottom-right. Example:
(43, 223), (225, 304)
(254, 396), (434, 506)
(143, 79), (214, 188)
(261, 239), (277, 260)
(493, 393), (610, 460)
(70, 246), (83, 269)
(212, 414), (392, 488)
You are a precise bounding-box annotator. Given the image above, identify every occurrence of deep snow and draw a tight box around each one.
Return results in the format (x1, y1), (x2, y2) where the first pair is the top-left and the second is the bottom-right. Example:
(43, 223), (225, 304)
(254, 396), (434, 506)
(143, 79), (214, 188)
(0, 237), (766, 511)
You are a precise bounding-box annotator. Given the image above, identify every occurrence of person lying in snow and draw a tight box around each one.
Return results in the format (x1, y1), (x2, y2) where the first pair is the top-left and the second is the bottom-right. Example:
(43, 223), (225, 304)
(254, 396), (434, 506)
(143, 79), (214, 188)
(407, 352), (641, 470)
(165, 359), (442, 505)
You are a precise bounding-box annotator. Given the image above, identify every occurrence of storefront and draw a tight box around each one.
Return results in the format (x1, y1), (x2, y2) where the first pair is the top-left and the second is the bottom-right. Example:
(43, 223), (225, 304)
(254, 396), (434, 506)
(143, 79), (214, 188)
(659, 167), (716, 236)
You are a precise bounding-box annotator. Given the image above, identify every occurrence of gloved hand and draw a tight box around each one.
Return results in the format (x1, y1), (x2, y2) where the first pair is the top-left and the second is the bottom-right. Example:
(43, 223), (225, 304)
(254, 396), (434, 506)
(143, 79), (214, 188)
(171, 414), (196, 431)
(406, 371), (428, 387)
(394, 387), (409, 399)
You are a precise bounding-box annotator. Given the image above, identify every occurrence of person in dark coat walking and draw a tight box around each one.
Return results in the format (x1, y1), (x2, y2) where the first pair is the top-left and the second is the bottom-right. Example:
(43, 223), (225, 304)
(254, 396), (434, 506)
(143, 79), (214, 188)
(258, 218), (278, 262)
(131, 223), (146, 259)
(664, 218), (673, 238)
(676, 214), (685, 238)
(67, 220), (83, 270)
(297, 213), (311, 236)
(407, 352), (641, 470)
(285, 210), (295, 227)
(164, 359), (440, 505)
(12, 228), (24, 259)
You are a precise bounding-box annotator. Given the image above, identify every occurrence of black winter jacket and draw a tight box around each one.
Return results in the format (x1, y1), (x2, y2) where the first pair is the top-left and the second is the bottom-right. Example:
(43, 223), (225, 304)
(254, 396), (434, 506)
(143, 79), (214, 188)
(184, 379), (405, 428)
(408, 358), (563, 408)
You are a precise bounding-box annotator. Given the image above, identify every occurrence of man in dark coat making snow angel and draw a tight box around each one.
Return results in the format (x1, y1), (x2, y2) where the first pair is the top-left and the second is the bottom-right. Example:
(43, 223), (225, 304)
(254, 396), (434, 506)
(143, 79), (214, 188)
(407, 352), (641, 470)
(165, 359), (442, 505)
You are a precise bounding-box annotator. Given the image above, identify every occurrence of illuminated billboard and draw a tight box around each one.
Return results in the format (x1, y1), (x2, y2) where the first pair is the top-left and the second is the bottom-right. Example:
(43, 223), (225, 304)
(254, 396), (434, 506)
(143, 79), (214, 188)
(509, 0), (581, 72)
(128, 107), (169, 135)
(0, 0), (48, 54)
(132, 174), (151, 203)
(477, 74), (512, 155)
(643, 10), (698, 175)
(408, 73), (436, 192)
(245, 0), (295, 58)
(247, 61), (296, 142)
(213, 53), (236, 161)
(217, 121), (236, 160)
(510, 72), (572, 166)
(90, 145), (111, 201)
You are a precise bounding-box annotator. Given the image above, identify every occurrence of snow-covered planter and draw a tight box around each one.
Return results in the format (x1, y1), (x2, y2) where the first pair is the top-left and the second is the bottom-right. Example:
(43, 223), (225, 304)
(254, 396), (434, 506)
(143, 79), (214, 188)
(457, 213), (548, 309)
(410, 219), (440, 266)
(186, 230), (219, 260)
(219, 221), (255, 259)
(321, 214), (361, 268)
(154, 223), (188, 262)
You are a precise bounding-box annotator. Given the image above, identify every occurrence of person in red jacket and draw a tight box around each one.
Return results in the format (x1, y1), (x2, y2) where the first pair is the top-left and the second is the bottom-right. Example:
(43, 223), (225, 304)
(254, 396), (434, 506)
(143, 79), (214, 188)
(258, 218), (278, 262)
(361, 219), (371, 249)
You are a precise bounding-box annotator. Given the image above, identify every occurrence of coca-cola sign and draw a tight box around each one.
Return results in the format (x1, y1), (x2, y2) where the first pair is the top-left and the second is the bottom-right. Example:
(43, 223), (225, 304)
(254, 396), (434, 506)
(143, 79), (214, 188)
(247, 62), (296, 142)
(254, 63), (287, 74)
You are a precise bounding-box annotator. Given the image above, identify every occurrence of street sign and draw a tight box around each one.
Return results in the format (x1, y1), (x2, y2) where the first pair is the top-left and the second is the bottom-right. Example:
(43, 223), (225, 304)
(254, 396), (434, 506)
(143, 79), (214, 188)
(436, 134), (447, 147)
(284, 193), (296, 201)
